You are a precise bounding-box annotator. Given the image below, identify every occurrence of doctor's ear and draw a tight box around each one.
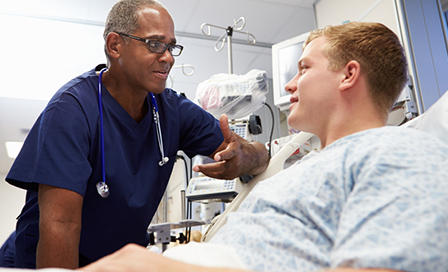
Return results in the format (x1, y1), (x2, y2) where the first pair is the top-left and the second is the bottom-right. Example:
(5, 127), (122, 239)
(339, 60), (361, 91)
(105, 32), (122, 59)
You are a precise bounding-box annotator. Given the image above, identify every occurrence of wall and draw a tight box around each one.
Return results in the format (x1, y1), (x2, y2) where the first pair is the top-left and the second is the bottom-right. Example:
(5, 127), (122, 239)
(399, 0), (448, 111)
(314, 0), (448, 113)
(315, 0), (400, 32)
(0, 7), (107, 101)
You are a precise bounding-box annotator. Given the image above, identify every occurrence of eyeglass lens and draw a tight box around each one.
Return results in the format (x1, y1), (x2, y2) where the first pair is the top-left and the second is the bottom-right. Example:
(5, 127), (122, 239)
(149, 41), (181, 56)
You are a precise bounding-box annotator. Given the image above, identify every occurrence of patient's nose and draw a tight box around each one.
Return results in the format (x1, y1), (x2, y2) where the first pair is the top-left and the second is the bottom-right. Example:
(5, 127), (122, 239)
(285, 75), (299, 94)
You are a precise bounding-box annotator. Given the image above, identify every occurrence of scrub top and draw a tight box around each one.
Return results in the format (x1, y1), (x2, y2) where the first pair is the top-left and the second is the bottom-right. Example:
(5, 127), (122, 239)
(6, 65), (224, 268)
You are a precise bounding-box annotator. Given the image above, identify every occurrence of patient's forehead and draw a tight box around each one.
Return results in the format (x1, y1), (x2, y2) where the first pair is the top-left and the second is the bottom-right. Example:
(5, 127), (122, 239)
(299, 37), (329, 66)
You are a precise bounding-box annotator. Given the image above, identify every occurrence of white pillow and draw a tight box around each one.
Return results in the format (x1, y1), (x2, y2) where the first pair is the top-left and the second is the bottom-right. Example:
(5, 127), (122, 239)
(402, 90), (448, 145)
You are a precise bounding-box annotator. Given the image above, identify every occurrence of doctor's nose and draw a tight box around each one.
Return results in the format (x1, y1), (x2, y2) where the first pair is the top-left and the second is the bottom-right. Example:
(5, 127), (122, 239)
(158, 49), (175, 64)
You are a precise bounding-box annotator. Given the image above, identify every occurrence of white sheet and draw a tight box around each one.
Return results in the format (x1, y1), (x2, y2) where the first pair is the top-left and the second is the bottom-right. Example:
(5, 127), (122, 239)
(163, 242), (247, 270)
(0, 269), (70, 272)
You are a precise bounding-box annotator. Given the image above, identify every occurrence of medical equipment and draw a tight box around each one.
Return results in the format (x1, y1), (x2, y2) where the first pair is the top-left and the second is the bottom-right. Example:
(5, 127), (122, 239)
(150, 93), (169, 166)
(386, 78), (418, 125)
(272, 32), (309, 112)
(202, 131), (314, 241)
(186, 176), (243, 202)
(96, 68), (168, 198)
(185, 119), (263, 202)
(168, 64), (195, 88)
(148, 219), (205, 252)
(401, 89), (448, 145)
(198, 17), (266, 120)
(231, 122), (250, 139)
(184, 118), (264, 203)
(229, 118), (262, 140)
(201, 17), (256, 74)
(96, 68), (110, 198)
(192, 69), (268, 202)
(195, 69), (268, 120)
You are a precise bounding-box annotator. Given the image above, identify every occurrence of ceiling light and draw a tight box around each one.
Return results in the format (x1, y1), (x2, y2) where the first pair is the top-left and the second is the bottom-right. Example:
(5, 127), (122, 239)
(5, 141), (23, 159)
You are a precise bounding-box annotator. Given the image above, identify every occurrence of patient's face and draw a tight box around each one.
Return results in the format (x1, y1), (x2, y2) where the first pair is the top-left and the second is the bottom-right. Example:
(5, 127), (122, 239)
(286, 37), (342, 133)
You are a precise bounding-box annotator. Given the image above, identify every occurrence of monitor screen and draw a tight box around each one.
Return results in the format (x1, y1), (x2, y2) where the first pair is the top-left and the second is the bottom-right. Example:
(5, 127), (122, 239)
(272, 32), (310, 111)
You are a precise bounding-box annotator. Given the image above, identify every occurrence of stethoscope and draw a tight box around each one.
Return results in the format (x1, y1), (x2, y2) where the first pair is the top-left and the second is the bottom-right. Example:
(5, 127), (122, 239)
(96, 67), (169, 198)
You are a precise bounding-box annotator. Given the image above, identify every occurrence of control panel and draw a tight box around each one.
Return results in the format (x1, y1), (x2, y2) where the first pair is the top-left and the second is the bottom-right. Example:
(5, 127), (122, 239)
(186, 176), (244, 202)
(229, 122), (249, 139)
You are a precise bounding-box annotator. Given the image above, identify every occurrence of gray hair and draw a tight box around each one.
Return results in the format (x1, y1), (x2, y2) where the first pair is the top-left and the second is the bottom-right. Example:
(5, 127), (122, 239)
(103, 0), (166, 62)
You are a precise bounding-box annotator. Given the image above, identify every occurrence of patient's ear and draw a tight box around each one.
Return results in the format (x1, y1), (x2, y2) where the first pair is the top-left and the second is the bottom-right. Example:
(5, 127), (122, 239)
(339, 60), (361, 91)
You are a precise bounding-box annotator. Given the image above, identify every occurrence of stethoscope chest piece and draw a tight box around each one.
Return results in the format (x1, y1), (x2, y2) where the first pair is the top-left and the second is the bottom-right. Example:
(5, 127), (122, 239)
(159, 156), (169, 166)
(96, 181), (110, 198)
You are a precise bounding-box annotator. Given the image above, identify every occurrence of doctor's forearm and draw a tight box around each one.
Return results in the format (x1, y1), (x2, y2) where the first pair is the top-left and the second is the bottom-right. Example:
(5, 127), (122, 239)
(36, 224), (81, 269)
(37, 184), (83, 269)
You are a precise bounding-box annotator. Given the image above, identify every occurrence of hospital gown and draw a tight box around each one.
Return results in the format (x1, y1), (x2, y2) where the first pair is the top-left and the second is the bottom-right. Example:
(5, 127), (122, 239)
(209, 126), (448, 272)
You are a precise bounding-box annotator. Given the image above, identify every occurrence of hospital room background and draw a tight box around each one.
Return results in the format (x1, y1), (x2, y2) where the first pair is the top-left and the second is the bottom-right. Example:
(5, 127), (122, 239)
(1, 0), (447, 246)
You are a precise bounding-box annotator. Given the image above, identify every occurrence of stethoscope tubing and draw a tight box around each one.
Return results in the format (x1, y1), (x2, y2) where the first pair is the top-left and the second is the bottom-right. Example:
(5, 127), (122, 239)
(96, 67), (168, 198)
(150, 93), (169, 166)
(98, 68), (107, 184)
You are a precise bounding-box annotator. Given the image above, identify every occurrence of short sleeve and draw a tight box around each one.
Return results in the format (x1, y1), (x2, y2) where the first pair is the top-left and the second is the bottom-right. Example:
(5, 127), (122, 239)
(6, 92), (93, 196)
(160, 90), (224, 158)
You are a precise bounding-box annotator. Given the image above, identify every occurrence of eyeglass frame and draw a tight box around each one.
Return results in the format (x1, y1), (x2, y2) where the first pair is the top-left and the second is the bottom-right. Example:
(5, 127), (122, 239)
(115, 32), (183, 57)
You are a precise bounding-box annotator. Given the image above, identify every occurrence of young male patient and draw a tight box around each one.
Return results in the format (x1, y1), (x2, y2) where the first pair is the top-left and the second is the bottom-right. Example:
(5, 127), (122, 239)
(80, 22), (448, 272)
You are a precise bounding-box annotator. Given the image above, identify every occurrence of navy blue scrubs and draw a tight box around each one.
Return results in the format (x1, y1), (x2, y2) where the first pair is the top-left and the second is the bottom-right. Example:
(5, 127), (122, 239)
(4, 66), (223, 268)
(0, 232), (15, 267)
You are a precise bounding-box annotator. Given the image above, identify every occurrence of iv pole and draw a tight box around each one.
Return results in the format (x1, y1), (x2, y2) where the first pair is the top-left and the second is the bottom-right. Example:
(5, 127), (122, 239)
(168, 64), (195, 88)
(201, 17), (256, 74)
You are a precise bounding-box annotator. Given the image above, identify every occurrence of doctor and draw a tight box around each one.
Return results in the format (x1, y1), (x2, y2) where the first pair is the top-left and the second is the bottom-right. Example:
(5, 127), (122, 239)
(1, 0), (269, 269)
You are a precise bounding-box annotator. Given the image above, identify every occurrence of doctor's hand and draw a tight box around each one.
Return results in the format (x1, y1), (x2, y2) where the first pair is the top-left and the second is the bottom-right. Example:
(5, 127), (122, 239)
(193, 114), (269, 180)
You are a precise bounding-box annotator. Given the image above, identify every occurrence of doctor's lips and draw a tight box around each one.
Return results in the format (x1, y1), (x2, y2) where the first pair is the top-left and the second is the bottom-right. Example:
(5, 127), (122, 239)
(154, 69), (169, 79)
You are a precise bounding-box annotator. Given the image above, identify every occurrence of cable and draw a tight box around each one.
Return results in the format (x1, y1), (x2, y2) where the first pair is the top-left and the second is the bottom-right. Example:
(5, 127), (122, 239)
(263, 102), (275, 158)
(176, 154), (192, 242)
(176, 155), (189, 187)
(188, 157), (193, 219)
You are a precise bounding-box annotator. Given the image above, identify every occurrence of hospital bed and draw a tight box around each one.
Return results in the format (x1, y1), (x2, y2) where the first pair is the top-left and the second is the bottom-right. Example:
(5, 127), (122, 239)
(2, 92), (447, 271)
(202, 131), (314, 241)
(202, 90), (448, 242)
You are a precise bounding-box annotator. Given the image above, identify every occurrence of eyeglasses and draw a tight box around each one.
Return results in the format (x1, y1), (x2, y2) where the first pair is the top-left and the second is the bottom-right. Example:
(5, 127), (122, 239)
(116, 32), (183, 57)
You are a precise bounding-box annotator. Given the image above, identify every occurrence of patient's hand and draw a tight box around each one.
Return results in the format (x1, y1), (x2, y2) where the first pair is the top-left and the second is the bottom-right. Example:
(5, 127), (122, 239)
(78, 244), (177, 272)
(78, 244), (152, 272)
(77, 244), (245, 272)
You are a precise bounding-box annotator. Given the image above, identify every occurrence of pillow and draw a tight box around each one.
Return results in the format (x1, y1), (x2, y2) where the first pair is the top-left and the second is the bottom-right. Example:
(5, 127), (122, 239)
(401, 90), (448, 145)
